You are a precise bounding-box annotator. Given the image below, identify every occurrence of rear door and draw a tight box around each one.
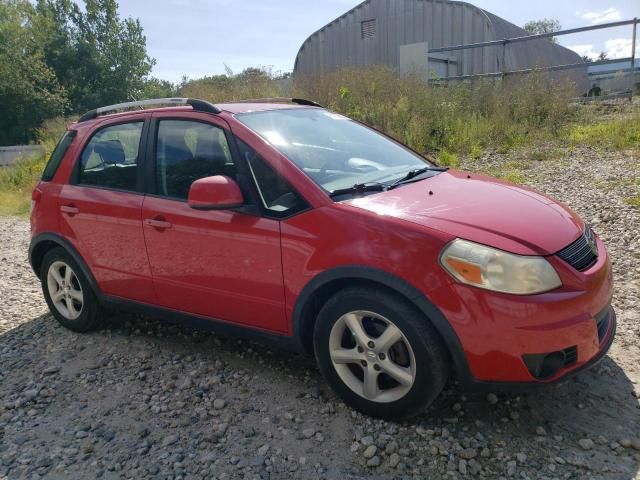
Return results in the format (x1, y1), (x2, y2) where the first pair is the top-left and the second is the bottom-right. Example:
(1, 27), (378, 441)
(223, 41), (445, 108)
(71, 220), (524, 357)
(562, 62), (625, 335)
(57, 114), (155, 302)
(140, 112), (288, 333)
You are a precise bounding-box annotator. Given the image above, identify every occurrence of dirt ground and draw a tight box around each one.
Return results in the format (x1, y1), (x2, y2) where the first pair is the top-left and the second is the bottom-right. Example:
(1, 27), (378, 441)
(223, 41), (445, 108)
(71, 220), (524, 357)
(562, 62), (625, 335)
(1, 143), (639, 479)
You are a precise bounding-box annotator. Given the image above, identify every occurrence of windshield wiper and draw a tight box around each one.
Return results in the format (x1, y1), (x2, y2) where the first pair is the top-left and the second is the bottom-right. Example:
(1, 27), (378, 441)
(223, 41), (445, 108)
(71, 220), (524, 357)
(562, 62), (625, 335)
(329, 182), (387, 198)
(388, 166), (448, 189)
(329, 166), (448, 197)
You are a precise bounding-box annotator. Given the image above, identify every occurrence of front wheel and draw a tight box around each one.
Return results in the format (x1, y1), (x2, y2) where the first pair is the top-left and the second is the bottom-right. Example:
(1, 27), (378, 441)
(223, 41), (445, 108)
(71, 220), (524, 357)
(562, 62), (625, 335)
(314, 286), (449, 419)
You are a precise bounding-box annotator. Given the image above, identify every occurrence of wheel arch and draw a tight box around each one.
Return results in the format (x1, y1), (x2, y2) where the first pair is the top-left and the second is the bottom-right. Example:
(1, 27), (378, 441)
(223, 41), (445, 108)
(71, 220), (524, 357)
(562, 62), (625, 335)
(29, 232), (101, 296)
(291, 265), (472, 382)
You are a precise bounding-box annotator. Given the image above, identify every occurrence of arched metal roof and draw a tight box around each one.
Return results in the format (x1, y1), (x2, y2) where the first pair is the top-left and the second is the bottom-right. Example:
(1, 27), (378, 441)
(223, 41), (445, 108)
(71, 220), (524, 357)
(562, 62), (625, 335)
(293, 0), (585, 88)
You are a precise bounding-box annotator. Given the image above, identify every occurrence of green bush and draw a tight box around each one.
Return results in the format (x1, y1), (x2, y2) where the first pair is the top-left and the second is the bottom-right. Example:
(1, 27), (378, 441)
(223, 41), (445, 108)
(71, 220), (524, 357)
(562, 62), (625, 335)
(438, 150), (460, 168)
(294, 66), (577, 156)
(179, 67), (283, 103)
(0, 154), (45, 215)
(181, 65), (579, 157)
(470, 145), (483, 160)
(0, 116), (70, 216)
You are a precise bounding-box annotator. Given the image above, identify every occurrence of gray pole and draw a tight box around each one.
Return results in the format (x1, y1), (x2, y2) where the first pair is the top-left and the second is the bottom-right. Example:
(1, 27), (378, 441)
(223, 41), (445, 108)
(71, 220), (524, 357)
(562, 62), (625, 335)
(501, 40), (507, 80)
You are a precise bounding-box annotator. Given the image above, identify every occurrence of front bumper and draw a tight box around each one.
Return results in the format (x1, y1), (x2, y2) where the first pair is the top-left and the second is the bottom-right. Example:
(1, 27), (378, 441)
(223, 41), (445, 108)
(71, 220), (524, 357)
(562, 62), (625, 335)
(465, 306), (616, 391)
(430, 235), (616, 385)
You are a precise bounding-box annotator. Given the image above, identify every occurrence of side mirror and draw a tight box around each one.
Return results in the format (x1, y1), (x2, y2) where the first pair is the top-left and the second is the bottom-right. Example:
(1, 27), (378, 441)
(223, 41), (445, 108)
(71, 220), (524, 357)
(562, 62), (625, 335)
(187, 175), (244, 210)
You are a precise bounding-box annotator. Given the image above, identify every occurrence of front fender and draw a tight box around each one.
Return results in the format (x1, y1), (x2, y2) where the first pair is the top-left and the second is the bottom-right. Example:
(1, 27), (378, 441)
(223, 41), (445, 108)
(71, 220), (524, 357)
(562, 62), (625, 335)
(291, 264), (471, 384)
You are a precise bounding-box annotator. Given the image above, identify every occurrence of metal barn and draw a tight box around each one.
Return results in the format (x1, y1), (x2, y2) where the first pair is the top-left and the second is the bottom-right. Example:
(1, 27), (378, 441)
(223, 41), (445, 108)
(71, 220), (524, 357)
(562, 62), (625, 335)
(294, 0), (585, 87)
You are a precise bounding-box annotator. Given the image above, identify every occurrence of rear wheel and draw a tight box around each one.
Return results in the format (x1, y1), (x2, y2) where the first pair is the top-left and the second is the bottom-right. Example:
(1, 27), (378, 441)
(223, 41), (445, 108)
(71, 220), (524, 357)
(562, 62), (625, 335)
(314, 286), (449, 419)
(41, 247), (104, 332)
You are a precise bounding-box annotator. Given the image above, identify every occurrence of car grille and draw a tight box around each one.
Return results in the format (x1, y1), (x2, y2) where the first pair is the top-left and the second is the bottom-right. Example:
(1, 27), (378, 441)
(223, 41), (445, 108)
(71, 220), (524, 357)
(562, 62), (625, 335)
(595, 305), (611, 344)
(556, 227), (598, 271)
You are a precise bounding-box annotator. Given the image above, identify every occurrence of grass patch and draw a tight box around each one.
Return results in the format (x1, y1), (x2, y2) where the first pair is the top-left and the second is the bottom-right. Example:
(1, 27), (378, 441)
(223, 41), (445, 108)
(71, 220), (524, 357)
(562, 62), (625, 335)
(0, 154), (47, 216)
(482, 160), (527, 184)
(564, 114), (640, 150)
(624, 195), (640, 208)
(528, 148), (563, 162)
(503, 159), (530, 171)
(0, 153), (46, 190)
(485, 168), (526, 184)
(0, 190), (31, 216)
(499, 170), (525, 184)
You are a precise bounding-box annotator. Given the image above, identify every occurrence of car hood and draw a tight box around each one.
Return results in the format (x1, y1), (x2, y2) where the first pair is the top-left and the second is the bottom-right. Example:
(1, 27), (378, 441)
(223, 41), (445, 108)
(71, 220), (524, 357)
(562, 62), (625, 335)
(342, 170), (583, 256)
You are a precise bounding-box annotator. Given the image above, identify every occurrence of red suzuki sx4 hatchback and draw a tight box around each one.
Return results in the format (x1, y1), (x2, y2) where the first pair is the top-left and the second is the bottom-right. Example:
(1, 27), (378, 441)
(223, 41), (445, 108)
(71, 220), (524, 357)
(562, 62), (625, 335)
(29, 98), (615, 419)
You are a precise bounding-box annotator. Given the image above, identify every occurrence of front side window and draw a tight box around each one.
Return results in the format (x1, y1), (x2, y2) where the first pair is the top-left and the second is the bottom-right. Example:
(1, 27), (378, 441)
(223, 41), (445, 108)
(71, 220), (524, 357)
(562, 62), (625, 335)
(236, 109), (432, 193)
(155, 120), (235, 199)
(236, 139), (307, 217)
(78, 122), (143, 191)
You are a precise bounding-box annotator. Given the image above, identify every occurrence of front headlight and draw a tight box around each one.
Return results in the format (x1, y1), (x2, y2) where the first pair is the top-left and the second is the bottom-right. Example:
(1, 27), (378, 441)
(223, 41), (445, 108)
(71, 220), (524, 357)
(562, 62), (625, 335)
(440, 239), (562, 295)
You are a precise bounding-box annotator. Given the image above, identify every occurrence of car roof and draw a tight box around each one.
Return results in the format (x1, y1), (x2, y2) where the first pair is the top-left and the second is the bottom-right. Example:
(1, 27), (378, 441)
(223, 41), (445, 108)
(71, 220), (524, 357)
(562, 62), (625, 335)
(72, 101), (318, 128)
(217, 102), (314, 114)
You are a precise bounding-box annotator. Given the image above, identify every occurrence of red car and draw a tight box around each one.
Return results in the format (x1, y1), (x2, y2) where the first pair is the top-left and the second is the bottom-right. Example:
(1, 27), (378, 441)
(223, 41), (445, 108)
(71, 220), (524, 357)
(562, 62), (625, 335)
(30, 97), (615, 419)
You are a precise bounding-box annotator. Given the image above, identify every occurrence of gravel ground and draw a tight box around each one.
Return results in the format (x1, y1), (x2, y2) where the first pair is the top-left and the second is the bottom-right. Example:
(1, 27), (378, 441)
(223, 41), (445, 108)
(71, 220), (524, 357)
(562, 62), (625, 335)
(1, 145), (639, 480)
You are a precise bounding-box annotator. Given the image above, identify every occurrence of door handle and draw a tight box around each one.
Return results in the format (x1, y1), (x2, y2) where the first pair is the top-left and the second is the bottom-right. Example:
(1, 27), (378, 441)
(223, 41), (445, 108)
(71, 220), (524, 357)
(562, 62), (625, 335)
(144, 217), (172, 229)
(60, 205), (79, 215)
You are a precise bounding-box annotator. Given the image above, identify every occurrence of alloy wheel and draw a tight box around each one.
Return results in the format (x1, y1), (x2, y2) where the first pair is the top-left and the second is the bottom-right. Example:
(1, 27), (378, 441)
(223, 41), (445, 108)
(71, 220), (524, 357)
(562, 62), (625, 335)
(328, 310), (416, 403)
(47, 260), (84, 320)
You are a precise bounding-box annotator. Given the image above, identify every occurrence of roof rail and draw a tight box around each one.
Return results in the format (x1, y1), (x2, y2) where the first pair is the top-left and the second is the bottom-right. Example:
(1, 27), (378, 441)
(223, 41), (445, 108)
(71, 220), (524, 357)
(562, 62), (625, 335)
(235, 97), (324, 108)
(77, 98), (221, 123)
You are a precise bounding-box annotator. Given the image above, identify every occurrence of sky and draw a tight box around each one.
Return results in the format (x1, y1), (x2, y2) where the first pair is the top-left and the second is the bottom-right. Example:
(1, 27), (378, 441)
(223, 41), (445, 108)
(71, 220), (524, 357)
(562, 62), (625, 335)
(115, 0), (640, 83)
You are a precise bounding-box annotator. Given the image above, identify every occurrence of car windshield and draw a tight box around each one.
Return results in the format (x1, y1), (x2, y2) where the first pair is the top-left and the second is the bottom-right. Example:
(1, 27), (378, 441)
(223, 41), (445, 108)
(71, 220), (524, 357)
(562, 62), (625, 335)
(236, 108), (433, 193)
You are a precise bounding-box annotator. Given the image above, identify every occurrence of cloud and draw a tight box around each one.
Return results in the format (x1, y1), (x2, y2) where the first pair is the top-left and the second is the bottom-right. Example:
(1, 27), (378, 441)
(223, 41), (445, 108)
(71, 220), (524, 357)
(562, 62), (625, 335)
(568, 39), (634, 61)
(569, 44), (599, 59)
(605, 38), (633, 59)
(577, 8), (621, 24)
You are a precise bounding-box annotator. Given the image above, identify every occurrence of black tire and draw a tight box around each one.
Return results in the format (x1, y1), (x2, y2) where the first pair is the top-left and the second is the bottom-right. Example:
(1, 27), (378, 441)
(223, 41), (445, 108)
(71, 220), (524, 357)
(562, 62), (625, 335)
(40, 247), (104, 332)
(313, 286), (449, 419)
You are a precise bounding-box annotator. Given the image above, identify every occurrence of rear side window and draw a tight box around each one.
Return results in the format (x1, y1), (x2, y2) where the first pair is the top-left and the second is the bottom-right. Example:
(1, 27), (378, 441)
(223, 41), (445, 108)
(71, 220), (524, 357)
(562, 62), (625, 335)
(155, 120), (235, 199)
(42, 130), (77, 181)
(78, 122), (143, 191)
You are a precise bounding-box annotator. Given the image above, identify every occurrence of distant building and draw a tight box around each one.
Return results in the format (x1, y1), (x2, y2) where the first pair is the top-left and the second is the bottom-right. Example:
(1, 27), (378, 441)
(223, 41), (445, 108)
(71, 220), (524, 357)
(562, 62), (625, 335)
(294, 0), (587, 91)
(587, 59), (640, 95)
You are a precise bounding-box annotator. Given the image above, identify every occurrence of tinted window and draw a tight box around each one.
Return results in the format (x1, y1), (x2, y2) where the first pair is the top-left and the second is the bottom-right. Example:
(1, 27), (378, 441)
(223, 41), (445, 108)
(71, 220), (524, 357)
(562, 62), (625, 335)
(237, 139), (307, 217)
(236, 109), (432, 192)
(42, 130), (77, 181)
(156, 120), (235, 199)
(78, 122), (143, 191)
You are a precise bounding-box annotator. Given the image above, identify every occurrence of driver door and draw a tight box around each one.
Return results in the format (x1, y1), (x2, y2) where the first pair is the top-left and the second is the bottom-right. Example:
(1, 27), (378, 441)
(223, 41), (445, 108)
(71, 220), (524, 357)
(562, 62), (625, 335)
(141, 112), (287, 333)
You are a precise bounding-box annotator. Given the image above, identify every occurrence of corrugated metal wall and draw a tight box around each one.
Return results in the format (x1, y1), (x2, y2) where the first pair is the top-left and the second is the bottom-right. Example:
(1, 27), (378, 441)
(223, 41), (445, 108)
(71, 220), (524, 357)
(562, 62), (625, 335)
(294, 0), (586, 88)
(295, 0), (495, 76)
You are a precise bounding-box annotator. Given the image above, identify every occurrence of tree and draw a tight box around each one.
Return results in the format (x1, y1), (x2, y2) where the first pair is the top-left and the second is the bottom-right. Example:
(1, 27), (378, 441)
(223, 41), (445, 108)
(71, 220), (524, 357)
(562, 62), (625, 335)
(0, 0), (66, 145)
(581, 55), (594, 63)
(138, 77), (177, 99)
(34, 0), (155, 113)
(0, 0), (157, 144)
(523, 19), (561, 43)
(597, 51), (609, 61)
